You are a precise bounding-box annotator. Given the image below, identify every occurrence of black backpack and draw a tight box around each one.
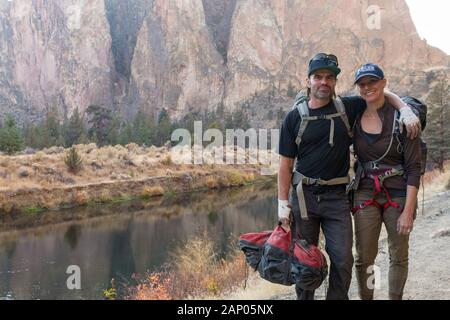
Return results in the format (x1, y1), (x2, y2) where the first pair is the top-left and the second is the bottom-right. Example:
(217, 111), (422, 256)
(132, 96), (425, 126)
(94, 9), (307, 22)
(396, 96), (428, 175)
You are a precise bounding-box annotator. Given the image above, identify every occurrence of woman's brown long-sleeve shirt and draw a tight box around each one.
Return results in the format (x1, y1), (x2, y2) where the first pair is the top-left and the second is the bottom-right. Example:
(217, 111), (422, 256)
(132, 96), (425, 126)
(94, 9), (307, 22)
(353, 102), (422, 191)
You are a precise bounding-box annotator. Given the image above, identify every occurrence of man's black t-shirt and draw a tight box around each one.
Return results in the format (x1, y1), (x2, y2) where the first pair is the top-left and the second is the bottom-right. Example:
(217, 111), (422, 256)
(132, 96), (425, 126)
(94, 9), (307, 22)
(278, 96), (366, 181)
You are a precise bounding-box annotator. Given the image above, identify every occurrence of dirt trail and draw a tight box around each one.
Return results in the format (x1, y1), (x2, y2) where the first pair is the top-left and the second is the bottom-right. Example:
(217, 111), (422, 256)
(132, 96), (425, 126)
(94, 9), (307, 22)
(232, 189), (450, 300)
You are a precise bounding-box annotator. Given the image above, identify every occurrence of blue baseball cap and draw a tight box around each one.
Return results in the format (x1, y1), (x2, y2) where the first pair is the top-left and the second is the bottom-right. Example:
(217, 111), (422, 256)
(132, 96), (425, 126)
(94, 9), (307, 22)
(354, 63), (384, 84)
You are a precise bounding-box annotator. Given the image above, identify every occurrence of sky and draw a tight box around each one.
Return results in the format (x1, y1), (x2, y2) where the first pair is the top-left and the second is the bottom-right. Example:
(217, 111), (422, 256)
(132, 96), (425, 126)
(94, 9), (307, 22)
(405, 0), (450, 54)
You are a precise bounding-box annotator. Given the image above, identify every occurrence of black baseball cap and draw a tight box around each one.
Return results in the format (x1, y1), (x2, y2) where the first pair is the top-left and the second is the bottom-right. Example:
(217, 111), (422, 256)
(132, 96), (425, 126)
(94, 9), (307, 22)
(308, 53), (341, 77)
(354, 63), (384, 84)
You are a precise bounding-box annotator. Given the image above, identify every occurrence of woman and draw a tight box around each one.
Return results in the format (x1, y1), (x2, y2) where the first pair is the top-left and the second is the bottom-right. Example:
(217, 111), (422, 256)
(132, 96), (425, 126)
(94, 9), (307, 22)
(351, 63), (421, 300)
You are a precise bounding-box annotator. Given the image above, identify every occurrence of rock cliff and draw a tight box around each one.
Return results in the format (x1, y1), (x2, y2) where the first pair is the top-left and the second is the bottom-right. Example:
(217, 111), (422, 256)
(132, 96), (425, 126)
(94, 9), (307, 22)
(0, 0), (448, 123)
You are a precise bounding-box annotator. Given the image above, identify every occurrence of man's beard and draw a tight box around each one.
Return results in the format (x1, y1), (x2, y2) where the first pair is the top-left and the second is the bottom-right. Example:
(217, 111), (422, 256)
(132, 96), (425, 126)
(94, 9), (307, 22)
(312, 86), (334, 100)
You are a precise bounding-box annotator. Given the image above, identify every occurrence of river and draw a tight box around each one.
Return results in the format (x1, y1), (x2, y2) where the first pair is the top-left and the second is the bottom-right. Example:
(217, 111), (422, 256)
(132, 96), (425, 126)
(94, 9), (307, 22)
(0, 180), (277, 299)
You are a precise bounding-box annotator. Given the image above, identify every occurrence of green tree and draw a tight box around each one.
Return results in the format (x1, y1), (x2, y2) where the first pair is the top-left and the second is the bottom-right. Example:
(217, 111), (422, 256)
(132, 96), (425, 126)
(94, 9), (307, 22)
(277, 107), (286, 123)
(132, 110), (156, 146)
(105, 115), (121, 146)
(44, 106), (64, 147)
(86, 105), (112, 147)
(425, 79), (450, 172)
(216, 102), (225, 118)
(287, 81), (296, 98)
(155, 108), (172, 146)
(63, 108), (88, 147)
(230, 109), (250, 130)
(24, 122), (39, 149)
(0, 115), (24, 154)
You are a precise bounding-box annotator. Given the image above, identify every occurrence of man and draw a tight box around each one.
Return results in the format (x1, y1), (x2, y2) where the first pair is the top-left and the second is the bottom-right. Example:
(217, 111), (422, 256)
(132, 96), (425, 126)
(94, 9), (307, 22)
(277, 53), (420, 300)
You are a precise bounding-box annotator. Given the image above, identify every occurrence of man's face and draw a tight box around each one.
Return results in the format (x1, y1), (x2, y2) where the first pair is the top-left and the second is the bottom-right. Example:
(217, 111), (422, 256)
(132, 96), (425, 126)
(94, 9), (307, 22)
(307, 69), (337, 100)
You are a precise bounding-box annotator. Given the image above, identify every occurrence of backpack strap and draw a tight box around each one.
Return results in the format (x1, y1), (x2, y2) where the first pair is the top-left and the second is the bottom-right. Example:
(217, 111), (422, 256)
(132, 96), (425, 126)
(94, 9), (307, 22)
(294, 99), (310, 146)
(293, 96), (352, 147)
(393, 109), (405, 153)
(334, 96), (353, 138)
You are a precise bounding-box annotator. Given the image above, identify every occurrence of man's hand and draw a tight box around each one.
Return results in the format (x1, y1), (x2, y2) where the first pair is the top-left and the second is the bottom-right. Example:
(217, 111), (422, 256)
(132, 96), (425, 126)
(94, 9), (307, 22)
(399, 107), (421, 139)
(278, 199), (291, 226)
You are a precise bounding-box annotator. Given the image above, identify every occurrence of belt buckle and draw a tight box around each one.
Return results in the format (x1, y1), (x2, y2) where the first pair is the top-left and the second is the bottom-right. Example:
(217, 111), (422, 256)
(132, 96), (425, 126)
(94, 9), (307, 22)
(371, 162), (379, 170)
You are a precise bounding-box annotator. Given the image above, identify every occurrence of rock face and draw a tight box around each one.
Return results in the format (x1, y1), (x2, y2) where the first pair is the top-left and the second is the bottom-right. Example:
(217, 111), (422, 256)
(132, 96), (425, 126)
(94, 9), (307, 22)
(225, 0), (449, 106)
(104, 0), (153, 106)
(127, 0), (226, 119)
(201, 0), (237, 63)
(0, 0), (115, 122)
(0, 0), (448, 123)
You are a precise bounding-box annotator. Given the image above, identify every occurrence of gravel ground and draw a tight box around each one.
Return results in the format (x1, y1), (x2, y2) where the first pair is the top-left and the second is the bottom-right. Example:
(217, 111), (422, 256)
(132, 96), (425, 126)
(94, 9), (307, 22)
(266, 190), (450, 300)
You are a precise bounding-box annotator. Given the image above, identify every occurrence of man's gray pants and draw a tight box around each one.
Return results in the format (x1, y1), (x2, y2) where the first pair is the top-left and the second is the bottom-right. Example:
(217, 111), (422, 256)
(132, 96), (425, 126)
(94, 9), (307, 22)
(289, 185), (353, 300)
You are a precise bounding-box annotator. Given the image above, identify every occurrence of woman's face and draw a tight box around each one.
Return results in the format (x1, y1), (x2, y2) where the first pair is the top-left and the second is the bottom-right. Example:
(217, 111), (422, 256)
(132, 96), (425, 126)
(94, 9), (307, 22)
(356, 76), (386, 104)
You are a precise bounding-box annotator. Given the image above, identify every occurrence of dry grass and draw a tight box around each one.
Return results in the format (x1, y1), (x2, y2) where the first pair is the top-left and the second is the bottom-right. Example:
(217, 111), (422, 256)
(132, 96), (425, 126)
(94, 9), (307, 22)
(0, 143), (265, 213)
(205, 177), (219, 189)
(418, 161), (450, 201)
(74, 190), (89, 206)
(125, 232), (247, 300)
(225, 170), (246, 186)
(98, 190), (113, 203)
(160, 154), (173, 166)
(141, 186), (165, 197)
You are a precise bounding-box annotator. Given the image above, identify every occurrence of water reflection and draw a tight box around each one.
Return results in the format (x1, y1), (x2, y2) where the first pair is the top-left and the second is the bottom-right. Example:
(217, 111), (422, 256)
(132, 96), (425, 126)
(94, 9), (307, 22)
(0, 180), (277, 299)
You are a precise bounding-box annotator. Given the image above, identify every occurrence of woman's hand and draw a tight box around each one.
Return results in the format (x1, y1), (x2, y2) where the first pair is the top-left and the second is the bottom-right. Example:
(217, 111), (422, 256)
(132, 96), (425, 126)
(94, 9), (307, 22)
(397, 209), (414, 235)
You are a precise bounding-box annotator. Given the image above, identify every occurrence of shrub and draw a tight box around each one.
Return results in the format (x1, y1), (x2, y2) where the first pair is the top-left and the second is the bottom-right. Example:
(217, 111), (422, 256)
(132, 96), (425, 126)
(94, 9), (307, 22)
(205, 177), (219, 189)
(64, 147), (83, 174)
(160, 154), (173, 166)
(142, 186), (165, 197)
(126, 232), (247, 300)
(226, 171), (245, 186)
(74, 190), (88, 205)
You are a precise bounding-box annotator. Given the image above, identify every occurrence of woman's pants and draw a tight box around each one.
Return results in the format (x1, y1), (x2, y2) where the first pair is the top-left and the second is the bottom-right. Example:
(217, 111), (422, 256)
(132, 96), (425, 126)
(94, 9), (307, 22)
(353, 188), (412, 300)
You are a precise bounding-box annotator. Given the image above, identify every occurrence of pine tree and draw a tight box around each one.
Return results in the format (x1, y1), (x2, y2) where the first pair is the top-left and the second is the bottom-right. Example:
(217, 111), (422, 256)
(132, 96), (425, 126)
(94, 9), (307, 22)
(287, 81), (296, 98)
(277, 107), (286, 123)
(24, 122), (39, 149)
(64, 108), (88, 147)
(86, 105), (112, 147)
(231, 109), (250, 130)
(132, 110), (155, 146)
(424, 79), (450, 172)
(156, 108), (172, 146)
(216, 102), (225, 118)
(105, 115), (121, 146)
(45, 106), (63, 147)
(118, 121), (133, 146)
(0, 115), (24, 154)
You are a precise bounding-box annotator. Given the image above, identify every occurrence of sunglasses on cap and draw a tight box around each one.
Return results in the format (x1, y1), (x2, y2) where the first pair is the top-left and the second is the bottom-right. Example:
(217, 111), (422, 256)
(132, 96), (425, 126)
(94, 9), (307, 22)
(309, 53), (339, 66)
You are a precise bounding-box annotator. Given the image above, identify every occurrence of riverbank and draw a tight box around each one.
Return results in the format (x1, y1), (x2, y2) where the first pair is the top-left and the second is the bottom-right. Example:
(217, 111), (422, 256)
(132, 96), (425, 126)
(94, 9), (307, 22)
(0, 179), (279, 300)
(0, 143), (275, 215)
